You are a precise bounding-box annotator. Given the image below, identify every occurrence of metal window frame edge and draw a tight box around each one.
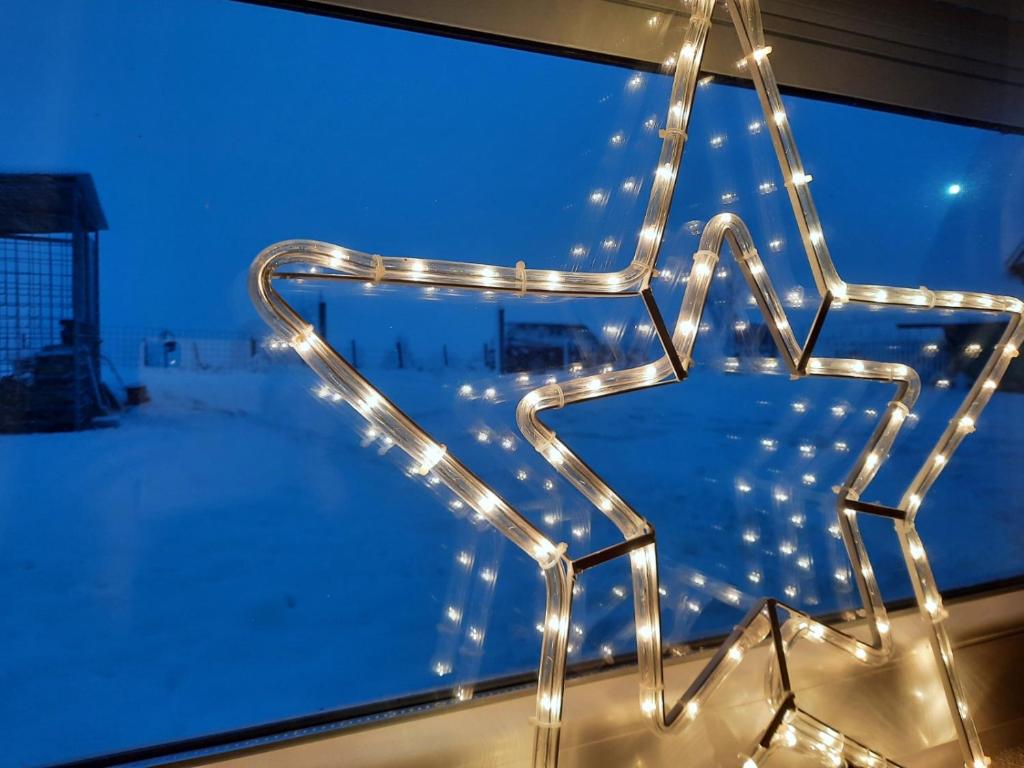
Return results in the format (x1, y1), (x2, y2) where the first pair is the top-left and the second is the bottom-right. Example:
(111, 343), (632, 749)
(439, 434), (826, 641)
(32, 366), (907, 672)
(235, 0), (1024, 132)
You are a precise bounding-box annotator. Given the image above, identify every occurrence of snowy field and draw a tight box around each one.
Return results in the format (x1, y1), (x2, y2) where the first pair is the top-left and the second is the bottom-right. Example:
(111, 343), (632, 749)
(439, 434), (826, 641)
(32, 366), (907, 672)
(0, 364), (1021, 766)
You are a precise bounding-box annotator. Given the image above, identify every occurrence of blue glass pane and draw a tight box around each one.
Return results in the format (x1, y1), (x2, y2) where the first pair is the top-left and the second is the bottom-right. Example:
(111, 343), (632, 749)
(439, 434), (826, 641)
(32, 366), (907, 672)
(0, 1), (1020, 765)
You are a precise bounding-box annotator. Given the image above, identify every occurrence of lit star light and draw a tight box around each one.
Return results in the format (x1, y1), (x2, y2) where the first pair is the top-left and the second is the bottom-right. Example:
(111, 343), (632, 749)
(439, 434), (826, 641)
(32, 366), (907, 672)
(247, 1), (1021, 767)
(725, 2), (1022, 766)
(517, 213), (918, 768)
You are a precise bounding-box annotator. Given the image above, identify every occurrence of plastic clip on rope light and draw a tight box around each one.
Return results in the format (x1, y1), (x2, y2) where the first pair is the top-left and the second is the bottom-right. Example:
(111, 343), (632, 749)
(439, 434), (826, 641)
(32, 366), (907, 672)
(249, 1), (1021, 766)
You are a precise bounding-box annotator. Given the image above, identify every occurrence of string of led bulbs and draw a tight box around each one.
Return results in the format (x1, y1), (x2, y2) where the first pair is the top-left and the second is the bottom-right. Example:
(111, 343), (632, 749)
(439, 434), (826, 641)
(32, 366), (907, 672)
(249, 0), (1023, 766)
(516, 210), (918, 768)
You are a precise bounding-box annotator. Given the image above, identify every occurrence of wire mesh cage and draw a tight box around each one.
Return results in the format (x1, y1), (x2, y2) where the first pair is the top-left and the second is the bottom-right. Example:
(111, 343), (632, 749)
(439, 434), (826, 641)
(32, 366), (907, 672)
(0, 174), (107, 432)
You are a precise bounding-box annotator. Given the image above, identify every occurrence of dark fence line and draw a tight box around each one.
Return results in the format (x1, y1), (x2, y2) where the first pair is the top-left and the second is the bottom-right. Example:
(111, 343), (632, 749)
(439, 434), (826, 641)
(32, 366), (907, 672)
(96, 322), (973, 388)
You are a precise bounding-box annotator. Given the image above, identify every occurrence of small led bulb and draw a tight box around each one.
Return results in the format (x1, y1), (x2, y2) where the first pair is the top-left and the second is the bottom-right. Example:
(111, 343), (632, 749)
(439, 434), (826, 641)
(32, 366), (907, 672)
(545, 445), (564, 465)
(908, 540), (925, 560)
(417, 443), (447, 474)
(292, 329), (315, 353)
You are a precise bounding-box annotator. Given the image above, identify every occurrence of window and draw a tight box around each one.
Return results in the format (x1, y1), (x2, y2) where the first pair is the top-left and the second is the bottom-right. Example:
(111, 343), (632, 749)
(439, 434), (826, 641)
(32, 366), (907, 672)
(1, 1), (1021, 765)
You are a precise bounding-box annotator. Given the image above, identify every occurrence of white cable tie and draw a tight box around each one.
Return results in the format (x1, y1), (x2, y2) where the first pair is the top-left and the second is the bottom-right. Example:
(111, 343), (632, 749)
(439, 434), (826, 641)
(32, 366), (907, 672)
(552, 385), (565, 409)
(540, 541), (569, 570)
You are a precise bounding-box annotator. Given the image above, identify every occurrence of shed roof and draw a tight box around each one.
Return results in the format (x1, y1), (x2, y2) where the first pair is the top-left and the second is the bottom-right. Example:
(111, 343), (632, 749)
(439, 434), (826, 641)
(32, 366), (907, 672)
(0, 174), (108, 235)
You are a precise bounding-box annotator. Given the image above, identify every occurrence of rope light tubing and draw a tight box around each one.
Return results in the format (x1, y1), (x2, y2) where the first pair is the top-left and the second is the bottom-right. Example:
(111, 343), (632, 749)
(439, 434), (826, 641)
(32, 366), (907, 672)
(249, 1), (1021, 766)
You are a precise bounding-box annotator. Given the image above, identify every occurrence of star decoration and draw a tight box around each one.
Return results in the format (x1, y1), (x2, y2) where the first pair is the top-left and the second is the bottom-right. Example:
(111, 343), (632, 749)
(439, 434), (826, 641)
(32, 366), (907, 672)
(719, 3), (1023, 766)
(516, 211), (918, 768)
(247, 1), (1022, 767)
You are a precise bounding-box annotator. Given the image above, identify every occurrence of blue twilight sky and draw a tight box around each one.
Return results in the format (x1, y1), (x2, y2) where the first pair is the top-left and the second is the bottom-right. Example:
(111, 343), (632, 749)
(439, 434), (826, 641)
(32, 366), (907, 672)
(2, 0), (1022, 343)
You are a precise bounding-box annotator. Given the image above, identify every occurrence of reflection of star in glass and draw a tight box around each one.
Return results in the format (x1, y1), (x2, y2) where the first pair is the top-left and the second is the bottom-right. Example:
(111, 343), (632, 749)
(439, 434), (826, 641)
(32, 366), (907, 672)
(247, 0), (1021, 766)
(517, 212), (916, 767)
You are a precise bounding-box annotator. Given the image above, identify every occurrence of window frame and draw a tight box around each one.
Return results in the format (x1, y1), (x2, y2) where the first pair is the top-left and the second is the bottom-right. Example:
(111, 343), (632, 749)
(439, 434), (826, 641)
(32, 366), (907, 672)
(18, 3), (1024, 765)
(236, 0), (1024, 133)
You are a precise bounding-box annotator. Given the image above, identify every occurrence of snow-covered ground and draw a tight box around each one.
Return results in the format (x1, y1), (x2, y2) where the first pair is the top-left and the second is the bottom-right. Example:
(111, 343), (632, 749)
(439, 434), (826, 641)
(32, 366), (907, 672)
(0, 364), (1020, 766)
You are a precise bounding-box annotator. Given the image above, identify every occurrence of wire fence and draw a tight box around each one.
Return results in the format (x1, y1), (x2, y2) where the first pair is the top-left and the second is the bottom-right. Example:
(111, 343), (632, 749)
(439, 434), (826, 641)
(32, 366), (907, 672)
(0, 234), (75, 375)
(97, 321), (961, 388)
(99, 326), (500, 378)
(101, 327), (267, 376)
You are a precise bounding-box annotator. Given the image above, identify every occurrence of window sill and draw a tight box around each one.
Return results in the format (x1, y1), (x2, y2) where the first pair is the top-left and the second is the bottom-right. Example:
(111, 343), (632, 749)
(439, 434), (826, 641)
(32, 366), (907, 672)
(175, 585), (1024, 767)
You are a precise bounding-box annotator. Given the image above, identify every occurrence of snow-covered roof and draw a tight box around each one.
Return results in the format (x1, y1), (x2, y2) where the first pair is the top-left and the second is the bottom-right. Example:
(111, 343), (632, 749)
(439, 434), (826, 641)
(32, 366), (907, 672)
(0, 174), (108, 235)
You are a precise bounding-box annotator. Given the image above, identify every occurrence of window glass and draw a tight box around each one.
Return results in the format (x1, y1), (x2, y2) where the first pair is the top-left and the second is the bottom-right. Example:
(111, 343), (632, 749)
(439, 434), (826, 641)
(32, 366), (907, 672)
(0, 1), (1021, 765)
